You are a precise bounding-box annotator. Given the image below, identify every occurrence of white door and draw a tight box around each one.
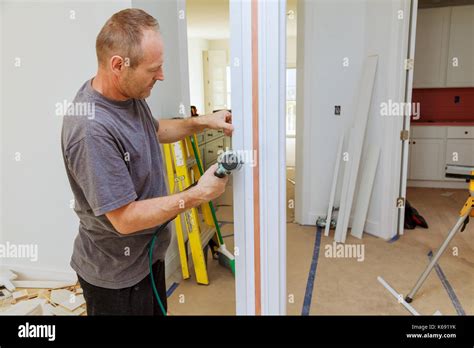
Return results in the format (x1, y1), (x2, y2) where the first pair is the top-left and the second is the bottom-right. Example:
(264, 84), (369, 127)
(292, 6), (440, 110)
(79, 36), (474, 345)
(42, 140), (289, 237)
(203, 50), (228, 114)
(398, 0), (419, 236)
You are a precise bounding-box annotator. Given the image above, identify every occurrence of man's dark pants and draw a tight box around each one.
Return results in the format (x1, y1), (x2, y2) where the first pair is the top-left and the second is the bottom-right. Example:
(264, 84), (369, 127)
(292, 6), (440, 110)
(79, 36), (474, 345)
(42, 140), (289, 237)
(77, 260), (167, 315)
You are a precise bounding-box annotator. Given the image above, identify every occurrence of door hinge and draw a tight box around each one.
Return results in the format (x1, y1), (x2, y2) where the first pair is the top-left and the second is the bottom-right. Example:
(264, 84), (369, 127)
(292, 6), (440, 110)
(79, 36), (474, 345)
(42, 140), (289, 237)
(404, 58), (414, 70)
(400, 129), (409, 141)
(396, 197), (405, 208)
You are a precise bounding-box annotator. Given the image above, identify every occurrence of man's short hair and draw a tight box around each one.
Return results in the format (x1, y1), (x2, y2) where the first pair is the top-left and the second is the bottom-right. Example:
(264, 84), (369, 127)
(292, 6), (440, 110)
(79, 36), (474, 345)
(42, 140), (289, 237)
(96, 8), (159, 69)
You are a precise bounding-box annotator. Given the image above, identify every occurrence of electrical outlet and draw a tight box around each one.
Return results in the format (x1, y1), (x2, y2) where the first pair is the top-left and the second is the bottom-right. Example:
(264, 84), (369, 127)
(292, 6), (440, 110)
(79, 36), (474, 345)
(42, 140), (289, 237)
(335, 105), (341, 115)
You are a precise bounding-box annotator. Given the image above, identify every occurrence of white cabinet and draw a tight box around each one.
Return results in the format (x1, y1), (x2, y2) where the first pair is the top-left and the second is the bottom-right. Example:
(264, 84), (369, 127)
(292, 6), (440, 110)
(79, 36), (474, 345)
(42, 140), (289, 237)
(446, 5), (474, 87)
(447, 126), (474, 139)
(446, 126), (474, 167)
(408, 125), (474, 186)
(446, 139), (474, 165)
(408, 138), (445, 180)
(196, 129), (231, 171)
(411, 125), (446, 139)
(413, 5), (474, 88)
(413, 7), (451, 88)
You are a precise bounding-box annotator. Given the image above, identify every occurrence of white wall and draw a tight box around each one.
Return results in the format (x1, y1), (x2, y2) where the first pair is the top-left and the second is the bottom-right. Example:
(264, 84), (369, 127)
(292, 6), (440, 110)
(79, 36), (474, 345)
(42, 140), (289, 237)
(135, 0), (191, 120)
(295, 0), (410, 240)
(295, 0), (367, 225)
(1, 0), (193, 279)
(1, 0), (131, 276)
(286, 36), (297, 166)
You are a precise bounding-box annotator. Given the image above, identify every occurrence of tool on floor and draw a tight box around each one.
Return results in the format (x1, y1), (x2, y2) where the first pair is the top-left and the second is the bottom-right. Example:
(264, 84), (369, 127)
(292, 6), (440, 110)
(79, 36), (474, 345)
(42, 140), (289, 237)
(316, 216), (337, 229)
(378, 276), (420, 315)
(405, 164), (474, 303)
(404, 200), (428, 229)
(189, 135), (242, 275)
(377, 276), (442, 315)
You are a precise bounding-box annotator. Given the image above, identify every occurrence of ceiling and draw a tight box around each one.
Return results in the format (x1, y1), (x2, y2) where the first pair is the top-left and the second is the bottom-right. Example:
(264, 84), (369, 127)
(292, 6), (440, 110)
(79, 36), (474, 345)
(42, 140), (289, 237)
(186, 0), (297, 40)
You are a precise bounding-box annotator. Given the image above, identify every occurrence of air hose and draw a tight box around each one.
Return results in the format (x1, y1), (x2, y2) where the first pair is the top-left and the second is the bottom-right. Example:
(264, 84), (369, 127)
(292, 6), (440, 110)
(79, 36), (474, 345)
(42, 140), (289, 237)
(148, 219), (173, 316)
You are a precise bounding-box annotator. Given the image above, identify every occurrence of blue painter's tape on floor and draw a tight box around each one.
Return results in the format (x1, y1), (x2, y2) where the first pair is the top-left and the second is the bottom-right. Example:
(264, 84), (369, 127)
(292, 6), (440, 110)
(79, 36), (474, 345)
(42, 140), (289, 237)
(428, 250), (465, 315)
(301, 227), (323, 316)
(388, 235), (400, 243)
(166, 282), (179, 298)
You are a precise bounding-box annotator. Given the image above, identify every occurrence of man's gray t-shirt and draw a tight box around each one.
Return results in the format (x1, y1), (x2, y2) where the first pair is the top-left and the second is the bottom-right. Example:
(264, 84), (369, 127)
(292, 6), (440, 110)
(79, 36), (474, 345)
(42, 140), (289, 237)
(61, 79), (171, 289)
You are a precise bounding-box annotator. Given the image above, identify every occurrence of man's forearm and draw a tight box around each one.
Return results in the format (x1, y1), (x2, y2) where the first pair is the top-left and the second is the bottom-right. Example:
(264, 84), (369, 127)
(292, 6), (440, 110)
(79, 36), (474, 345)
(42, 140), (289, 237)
(157, 117), (207, 144)
(110, 186), (205, 235)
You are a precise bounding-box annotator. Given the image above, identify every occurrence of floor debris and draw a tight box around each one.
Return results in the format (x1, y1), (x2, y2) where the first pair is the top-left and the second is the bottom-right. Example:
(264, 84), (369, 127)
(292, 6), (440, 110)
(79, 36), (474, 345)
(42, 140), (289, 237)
(0, 269), (86, 316)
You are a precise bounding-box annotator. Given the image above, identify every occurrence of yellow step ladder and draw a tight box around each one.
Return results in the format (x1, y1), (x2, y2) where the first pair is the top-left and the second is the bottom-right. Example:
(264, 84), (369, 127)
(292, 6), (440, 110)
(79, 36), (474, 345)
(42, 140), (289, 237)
(163, 134), (214, 285)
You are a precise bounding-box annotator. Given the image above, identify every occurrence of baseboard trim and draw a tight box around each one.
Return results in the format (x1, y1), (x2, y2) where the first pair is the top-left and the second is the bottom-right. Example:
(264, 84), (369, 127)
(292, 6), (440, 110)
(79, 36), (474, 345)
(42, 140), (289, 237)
(1, 263), (76, 282)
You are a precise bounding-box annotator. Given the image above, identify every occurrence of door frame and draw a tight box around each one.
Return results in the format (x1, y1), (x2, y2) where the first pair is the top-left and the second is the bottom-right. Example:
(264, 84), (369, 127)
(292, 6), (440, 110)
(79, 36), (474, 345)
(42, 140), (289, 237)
(398, 0), (419, 236)
(230, 0), (287, 315)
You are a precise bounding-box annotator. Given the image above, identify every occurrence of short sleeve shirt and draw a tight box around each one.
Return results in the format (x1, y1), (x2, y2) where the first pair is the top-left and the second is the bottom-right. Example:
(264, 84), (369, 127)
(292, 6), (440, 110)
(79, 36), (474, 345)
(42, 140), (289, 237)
(61, 79), (171, 289)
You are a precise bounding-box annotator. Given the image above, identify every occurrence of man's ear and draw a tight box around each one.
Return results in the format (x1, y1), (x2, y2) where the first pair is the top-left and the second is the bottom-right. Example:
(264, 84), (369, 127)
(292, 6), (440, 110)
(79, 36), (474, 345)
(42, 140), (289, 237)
(110, 55), (125, 75)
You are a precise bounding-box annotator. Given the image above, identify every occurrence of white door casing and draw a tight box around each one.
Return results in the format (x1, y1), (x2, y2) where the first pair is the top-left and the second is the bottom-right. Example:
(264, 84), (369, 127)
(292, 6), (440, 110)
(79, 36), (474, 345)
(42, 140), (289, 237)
(230, 0), (287, 315)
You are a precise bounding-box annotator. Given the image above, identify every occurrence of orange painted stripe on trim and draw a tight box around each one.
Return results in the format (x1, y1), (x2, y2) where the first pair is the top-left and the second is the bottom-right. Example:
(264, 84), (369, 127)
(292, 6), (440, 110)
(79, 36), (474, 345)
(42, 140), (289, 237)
(251, 0), (261, 315)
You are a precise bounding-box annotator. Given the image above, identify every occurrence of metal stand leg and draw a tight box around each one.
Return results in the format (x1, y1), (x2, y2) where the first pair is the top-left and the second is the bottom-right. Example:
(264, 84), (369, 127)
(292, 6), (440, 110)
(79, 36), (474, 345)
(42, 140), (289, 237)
(405, 207), (471, 303)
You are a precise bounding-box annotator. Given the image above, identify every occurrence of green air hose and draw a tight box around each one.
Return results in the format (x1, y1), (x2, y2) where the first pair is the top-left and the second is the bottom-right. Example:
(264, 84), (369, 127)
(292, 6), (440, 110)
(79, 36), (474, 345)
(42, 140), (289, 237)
(148, 220), (172, 316)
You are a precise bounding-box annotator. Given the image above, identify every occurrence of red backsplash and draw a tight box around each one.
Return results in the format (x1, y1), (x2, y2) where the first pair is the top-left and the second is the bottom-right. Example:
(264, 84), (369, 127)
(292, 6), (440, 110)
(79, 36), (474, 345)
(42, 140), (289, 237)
(411, 88), (474, 123)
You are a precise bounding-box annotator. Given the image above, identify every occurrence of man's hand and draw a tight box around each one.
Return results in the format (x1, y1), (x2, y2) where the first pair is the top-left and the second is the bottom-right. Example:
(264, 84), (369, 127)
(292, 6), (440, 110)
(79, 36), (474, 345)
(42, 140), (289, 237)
(193, 163), (228, 201)
(105, 163), (228, 235)
(200, 110), (234, 136)
(157, 110), (233, 144)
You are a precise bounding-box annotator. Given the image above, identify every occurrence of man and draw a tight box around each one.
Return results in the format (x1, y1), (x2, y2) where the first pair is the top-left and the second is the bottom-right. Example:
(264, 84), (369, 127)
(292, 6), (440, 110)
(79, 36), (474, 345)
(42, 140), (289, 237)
(61, 8), (233, 315)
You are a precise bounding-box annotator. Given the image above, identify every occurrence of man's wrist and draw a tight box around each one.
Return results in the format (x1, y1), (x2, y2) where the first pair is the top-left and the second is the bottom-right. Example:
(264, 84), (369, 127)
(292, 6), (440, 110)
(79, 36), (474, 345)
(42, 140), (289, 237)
(191, 114), (209, 132)
(187, 185), (206, 206)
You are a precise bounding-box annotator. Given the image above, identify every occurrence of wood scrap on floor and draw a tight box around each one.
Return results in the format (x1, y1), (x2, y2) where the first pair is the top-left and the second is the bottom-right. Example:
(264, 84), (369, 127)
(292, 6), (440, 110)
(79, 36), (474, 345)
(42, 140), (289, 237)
(335, 55), (378, 244)
(12, 289), (29, 302)
(0, 268), (18, 292)
(44, 303), (86, 316)
(0, 280), (87, 316)
(50, 289), (85, 311)
(325, 134), (344, 237)
(2, 298), (47, 315)
(440, 191), (454, 197)
(351, 145), (380, 239)
(12, 280), (77, 289)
